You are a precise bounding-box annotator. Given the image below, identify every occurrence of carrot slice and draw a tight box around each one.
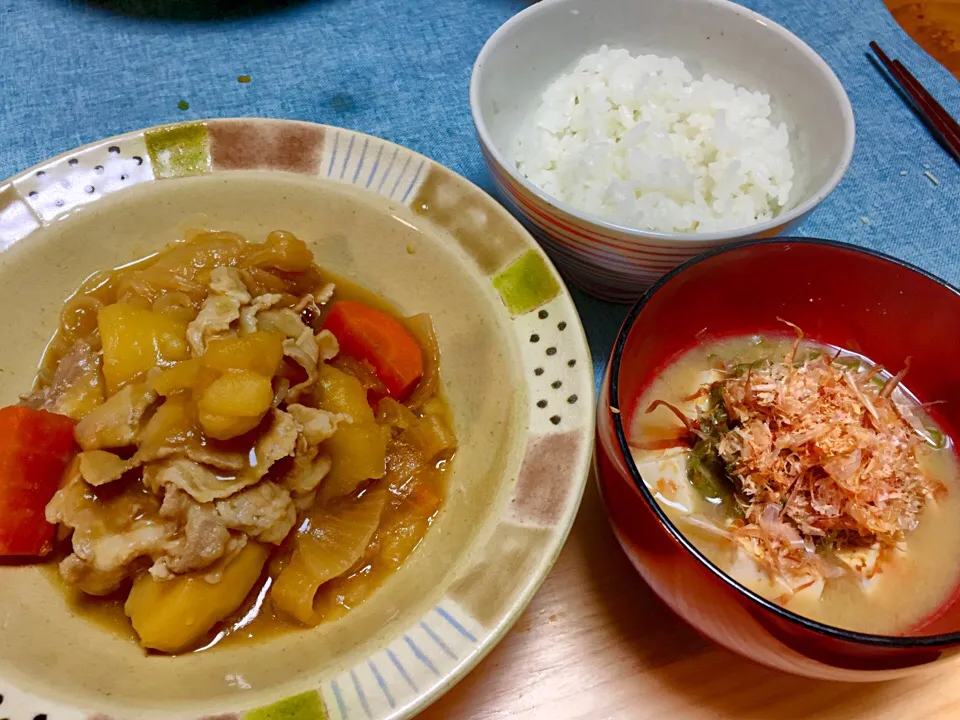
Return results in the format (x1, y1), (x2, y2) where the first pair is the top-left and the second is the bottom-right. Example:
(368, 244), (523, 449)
(323, 302), (424, 400)
(0, 406), (77, 557)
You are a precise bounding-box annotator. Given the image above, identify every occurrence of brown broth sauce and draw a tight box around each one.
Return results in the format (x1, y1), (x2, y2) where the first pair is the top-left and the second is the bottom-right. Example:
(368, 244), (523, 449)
(39, 236), (453, 653)
(630, 335), (960, 635)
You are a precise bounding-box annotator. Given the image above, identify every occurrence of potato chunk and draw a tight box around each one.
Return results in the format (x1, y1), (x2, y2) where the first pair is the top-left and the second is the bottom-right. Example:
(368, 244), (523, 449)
(321, 423), (389, 500)
(198, 369), (274, 440)
(314, 365), (374, 423)
(313, 365), (388, 498)
(203, 331), (284, 377)
(125, 542), (269, 654)
(150, 358), (208, 397)
(98, 303), (189, 393)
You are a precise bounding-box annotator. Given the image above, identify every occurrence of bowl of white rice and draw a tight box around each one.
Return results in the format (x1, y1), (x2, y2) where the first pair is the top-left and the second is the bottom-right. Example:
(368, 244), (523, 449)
(470, 0), (855, 302)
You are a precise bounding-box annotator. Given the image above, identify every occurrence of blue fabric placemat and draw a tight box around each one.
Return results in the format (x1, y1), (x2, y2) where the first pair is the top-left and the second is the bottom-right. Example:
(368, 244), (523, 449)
(1, 0), (957, 390)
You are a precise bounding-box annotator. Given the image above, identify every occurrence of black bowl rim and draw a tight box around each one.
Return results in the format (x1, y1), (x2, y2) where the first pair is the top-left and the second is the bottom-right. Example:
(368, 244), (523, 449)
(608, 236), (960, 648)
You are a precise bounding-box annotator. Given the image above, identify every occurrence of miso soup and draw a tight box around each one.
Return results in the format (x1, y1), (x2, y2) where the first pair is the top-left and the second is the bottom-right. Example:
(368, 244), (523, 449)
(630, 332), (960, 635)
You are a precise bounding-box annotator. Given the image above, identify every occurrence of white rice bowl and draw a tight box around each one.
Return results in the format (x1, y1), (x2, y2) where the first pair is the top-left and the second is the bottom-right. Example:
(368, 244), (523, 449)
(513, 46), (795, 234)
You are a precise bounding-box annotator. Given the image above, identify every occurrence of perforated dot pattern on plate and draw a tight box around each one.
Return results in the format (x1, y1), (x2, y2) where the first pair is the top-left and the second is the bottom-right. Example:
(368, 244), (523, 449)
(512, 296), (590, 435)
(13, 138), (154, 222)
(0, 682), (82, 720)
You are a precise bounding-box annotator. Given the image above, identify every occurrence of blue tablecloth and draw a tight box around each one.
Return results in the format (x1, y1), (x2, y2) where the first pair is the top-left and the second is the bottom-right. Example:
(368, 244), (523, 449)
(1, 0), (957, 389)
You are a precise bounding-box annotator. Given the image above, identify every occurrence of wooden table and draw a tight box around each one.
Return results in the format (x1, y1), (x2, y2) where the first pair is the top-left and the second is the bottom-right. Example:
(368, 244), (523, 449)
(885, 0), (960, 78)
(421, 7), (959, 717)
(421, 478), (960, 720)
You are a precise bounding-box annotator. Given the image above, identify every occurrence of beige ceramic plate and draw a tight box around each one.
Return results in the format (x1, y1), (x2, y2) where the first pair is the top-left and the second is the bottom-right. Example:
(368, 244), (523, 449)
(0, 119), (594, 720)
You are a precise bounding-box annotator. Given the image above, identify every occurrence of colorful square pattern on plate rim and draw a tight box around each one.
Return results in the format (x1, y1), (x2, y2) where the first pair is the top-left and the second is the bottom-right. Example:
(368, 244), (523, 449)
(0, 119), (595, 720)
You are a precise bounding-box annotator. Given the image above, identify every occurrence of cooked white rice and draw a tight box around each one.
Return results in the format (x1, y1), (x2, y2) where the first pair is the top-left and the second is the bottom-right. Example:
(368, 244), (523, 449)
(513, 46), (795, 234)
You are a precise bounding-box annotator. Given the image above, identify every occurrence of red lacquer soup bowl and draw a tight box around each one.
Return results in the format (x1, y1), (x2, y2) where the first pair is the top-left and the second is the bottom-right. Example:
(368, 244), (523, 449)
(595, 238), (960, 681)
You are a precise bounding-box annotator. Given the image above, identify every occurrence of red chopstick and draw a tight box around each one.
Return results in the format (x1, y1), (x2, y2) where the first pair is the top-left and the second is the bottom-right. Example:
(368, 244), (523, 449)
(869, 41), (960, 166)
